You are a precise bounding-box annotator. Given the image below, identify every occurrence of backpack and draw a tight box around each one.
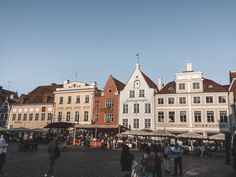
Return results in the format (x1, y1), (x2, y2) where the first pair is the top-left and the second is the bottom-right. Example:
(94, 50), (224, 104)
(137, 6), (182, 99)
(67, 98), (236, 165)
(145, 154), (155, 172)
(54, 145), (61, 159)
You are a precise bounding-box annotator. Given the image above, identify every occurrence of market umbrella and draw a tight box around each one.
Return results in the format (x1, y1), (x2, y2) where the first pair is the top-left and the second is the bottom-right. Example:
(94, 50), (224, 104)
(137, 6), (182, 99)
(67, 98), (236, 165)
(177, 132), (204, 139)
(150, 130), (176, 137)
(30, 128), (49, 132)
(44, 122), (75, 129)
(8, 127), (30, 132)
(121, 130), (149, 136)
(0, 127), (8, 132)
(208, 133), (225, 141)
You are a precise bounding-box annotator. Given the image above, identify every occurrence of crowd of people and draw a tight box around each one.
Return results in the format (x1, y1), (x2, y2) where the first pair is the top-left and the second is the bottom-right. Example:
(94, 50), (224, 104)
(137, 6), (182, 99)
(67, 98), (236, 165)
(120, 142), (184, 177)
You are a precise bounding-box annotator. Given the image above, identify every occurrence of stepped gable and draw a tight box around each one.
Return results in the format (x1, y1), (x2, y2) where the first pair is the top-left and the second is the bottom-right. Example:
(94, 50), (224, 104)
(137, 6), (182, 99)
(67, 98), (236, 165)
(112, 76), (125, 91)
(140, 71), (157, 89)
(158, 81), (176, 94)
(18, 84), (62, 104)
(203, 78), (229, 92)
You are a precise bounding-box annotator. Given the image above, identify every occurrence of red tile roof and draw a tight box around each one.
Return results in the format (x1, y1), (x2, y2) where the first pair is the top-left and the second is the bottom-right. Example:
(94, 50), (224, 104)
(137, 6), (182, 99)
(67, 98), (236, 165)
(17, 84), (62, 105)
(141, 71), (157, 89)
(112, 76), (126, 91)
(158, 78), (228, 94)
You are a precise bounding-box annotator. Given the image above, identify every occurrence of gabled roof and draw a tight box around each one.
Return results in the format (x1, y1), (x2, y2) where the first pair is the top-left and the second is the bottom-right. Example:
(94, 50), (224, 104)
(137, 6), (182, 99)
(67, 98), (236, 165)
(17, 84), (62, 105)
(141, 71), (157, 89)
(203, 78), (229, 92)
(112, 76), (125, 91)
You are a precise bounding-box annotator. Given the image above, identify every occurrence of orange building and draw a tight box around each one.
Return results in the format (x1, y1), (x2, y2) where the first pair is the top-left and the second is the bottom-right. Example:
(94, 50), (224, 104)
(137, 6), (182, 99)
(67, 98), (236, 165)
(92, 75), (125, 132)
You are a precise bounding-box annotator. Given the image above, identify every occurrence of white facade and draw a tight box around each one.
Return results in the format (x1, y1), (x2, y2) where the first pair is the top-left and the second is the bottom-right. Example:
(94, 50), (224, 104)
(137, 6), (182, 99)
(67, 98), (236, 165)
(119, 64), (157, 130)
(156, 64), (231, 136)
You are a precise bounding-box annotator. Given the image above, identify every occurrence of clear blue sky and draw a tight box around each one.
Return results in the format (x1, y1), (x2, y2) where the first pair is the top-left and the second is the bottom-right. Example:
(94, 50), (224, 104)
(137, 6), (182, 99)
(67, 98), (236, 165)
(1, 0), (236, 95)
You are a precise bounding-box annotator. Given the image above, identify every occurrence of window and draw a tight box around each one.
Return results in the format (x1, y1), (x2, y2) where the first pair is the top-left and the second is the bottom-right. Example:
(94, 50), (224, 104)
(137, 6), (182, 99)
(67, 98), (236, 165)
(85, 95), (89, 103)
(193, 82), (200, 89)
(75, 111), (80, 122)
(218, 96), (226, 103)
(94, 101), (99, 108)
(207, 111), (214, 122)
(158, 112), (164, 122)
(29, 114), (33, 121)
(168, 98), (175, 104)
(41, 113), (45, 121)
(76, 96), (80, 104)
(3, 103), (8, 109)
(139, 90), (145, 97)
(169, 111), (175, 122)
(0, 114), (4, 120)
(194, 111), (201, 122)
(84, 111), (89, 121)
(206, 96), (213, 103)
(179, 97), (186, 104)
(122, 119), (128, 128)
(158, 98), (164, 104)
(48, 113), (53, 121)
(42, 107), (46, 112)
(66, 112), (71, 121)
(133, 119), (139, 129)
(105, 114), (113, 122)
(179, 83), (185, 90)
(145, 103), (151, 113)
(220, 111), (227, 123)
(22, 114), (27, 121)
(123, 104), (128, 114)
(105, 99), (114, 108)
(180, 111), (187, 122)
(35, 113), (39, 121)
(12, 114), (16, 121)
(144, 119), (151, 129)
(58, 112), (62, 122)
(59, 97), (63, 104)
(133, 104), (139, 113)
(93, 114), (99, 123)
(67, 96), (72, 104)
(18, 114), (22, 121)
(193, 97), (200, 104)
(130, 90), (135, 98)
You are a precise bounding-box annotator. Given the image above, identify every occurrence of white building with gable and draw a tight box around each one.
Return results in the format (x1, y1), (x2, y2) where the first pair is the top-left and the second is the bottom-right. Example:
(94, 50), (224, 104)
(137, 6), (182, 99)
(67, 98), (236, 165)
(119, 64), (158, 130)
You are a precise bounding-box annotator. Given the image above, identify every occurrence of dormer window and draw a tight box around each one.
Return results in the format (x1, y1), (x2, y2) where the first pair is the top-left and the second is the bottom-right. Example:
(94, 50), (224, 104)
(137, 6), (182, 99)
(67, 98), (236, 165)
(168, 87), (174, 91)
(208, 85), (214, 89)
(193, 82), (200, 89)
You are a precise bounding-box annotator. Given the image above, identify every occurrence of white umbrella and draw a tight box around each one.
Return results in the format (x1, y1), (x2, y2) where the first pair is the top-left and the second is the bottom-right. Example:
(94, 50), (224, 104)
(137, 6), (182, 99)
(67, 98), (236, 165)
(208, 133), (225, 141)
(150, 130), (176, 137)
(121, 130), (149, 136)
(177, 132), (204, 139)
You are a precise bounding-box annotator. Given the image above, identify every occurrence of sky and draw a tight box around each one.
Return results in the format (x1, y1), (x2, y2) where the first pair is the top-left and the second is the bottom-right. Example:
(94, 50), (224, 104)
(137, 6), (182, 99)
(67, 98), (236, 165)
(0, 0), (236, 95)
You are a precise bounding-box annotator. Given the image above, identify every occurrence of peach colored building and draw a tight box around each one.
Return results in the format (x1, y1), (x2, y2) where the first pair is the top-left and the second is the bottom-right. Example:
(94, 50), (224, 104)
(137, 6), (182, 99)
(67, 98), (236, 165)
(8, 84), (62, 129)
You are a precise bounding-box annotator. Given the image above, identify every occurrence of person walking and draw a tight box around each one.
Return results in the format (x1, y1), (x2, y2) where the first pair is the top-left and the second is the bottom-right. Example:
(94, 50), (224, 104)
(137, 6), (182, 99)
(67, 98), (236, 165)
(0, 135), (8, 174)
(172, 143), (183, 177)
(153, 144), (162, 177)
(120, 144), (134, 177)
(163, 143), (171, 173)
(45, 138), (61, 177)
(141, 146), (155, 177)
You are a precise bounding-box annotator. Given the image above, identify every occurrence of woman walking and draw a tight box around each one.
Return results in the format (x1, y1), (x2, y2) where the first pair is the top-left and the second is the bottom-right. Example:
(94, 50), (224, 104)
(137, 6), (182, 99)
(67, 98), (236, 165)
(120, 144), (134, 177)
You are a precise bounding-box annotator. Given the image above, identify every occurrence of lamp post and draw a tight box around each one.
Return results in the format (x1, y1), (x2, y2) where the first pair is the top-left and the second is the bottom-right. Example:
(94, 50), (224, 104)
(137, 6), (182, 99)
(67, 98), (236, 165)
(73, 121), (78, 145)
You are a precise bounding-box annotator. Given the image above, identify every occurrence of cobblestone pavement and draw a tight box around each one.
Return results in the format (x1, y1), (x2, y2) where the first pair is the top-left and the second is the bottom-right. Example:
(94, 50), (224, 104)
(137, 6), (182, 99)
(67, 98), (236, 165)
(1, 143), (235, 177)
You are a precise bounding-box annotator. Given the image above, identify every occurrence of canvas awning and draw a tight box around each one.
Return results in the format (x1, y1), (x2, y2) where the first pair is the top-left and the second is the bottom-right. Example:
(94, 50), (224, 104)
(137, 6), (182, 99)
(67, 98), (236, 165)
(177, 132), (204, 139)
(150, 130), (176, 137)
(44, 122), (75, 128)
(121, 130), (149, 136)
(208, 133), (225, 141)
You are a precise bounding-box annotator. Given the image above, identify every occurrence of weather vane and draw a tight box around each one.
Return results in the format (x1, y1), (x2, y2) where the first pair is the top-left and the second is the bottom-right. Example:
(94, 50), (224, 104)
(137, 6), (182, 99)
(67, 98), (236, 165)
(136, 52), (140, 64)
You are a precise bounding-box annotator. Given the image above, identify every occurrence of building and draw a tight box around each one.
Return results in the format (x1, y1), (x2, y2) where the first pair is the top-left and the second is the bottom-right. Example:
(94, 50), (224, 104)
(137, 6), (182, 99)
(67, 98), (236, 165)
(119, 64), (158, 130)
(0, 86), (18, 127)
(53, 80), (98, 125)
(229, 71), (236, 131)
(91, 75), (125, 133)
(156, 63), (232, 137)
(8, 84), (61, 129)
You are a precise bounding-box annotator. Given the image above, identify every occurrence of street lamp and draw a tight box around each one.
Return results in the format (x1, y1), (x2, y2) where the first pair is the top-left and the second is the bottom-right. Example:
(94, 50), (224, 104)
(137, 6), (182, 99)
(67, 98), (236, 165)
(73, 121), (78, 145)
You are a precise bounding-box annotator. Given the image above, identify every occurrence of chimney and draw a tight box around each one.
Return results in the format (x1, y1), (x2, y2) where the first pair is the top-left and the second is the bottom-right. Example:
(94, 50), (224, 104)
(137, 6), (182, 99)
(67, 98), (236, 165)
(186, 63), (193, 72)
(63, 80), (70, 85)
(157, 78), (164, 90)
(230, 71), (236, 83)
